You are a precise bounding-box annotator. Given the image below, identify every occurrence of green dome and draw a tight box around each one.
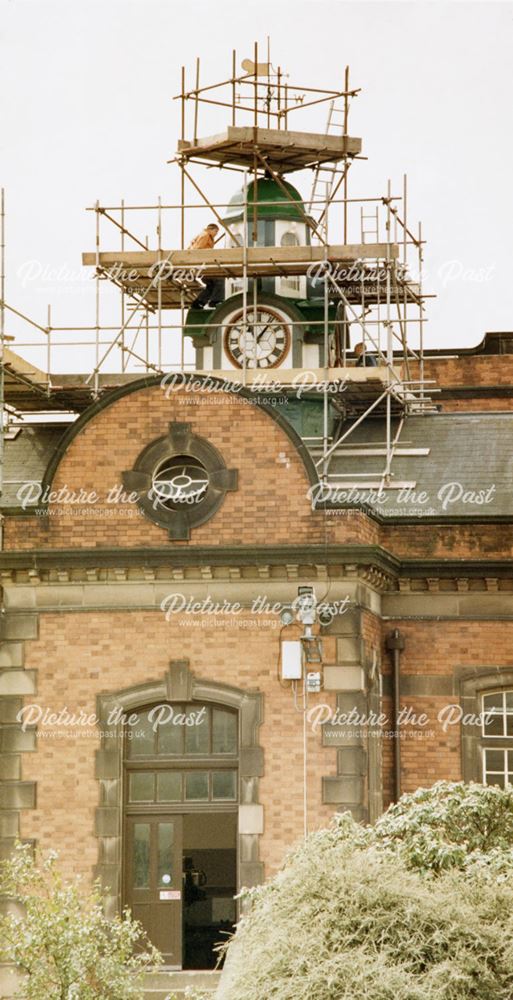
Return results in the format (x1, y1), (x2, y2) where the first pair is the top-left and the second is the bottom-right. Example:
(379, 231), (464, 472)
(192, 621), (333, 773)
(224, 178), (305, 224)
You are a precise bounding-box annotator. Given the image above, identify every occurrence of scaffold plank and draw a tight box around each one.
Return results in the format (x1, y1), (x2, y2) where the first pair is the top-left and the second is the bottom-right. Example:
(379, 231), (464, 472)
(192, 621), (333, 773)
(82, 243), (404, 308)
(176, 126), (362, 171)
(3, 347), (47, 381)
(83, 243), (397, 268)
(193, 365), (401, 386)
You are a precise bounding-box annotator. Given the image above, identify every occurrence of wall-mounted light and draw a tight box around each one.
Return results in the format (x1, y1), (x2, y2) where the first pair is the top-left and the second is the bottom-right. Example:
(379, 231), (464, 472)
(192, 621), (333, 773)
(280, 606), (295, 626)
(317, 606), (335, 627)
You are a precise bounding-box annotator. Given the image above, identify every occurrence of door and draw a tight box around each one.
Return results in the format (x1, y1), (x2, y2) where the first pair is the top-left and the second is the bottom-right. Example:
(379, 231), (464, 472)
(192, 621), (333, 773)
(125, 815), (183, 966)
(123, 701), (240, 967)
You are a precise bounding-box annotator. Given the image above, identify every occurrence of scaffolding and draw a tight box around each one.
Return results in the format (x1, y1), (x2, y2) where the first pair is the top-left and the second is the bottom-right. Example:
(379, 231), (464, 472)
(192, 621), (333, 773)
(0, 44), (437, 496)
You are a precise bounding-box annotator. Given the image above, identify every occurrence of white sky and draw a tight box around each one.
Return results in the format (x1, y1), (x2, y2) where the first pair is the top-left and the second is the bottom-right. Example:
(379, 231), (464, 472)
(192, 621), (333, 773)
(0, 0), (512, 373)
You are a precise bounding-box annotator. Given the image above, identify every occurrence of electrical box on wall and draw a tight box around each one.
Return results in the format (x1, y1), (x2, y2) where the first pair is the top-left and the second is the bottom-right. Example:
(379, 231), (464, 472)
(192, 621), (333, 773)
(281, 640), (303, 680)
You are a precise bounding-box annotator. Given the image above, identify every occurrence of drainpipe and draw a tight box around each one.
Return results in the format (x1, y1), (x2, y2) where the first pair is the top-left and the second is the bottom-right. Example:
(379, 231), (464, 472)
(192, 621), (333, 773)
(386, 629), (405, 802)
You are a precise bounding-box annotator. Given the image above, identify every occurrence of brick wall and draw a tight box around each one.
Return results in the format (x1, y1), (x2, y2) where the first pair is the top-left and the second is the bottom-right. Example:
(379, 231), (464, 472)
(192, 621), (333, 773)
(6, 387), (379, 551)
(8, 381), (513, 886)
(6, 380), (506, 559)
(10, 506), (508, 562)
(19, 610), (338, 883)
(407, 356), (513, 413)
(380, 620), (513, 807)
(414, 356), (513, 390)
(384, 522), (513, 559)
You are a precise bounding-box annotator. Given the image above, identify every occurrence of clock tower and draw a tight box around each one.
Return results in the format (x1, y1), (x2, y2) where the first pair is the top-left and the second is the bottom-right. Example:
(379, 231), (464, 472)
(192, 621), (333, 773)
(184, 177), (333, 374)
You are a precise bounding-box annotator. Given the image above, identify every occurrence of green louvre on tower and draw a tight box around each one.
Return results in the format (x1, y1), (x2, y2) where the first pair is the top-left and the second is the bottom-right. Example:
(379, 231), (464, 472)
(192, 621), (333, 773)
(223, 178), (309, 225)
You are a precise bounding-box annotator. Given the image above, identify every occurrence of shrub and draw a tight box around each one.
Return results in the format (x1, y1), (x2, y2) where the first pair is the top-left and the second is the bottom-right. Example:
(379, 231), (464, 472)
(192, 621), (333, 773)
(371, 781), (513, 873)
(0, 842), (161, 1000)
(216, 783), (513, 1000)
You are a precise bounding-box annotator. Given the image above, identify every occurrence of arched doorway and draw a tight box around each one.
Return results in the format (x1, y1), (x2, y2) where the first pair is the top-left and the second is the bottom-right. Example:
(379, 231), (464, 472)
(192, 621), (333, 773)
(123, 701), (239, 969)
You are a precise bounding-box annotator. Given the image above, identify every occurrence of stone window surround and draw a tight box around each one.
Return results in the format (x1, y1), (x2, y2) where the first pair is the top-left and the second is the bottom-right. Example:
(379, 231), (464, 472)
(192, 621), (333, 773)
(94, 659), (264, 919)
(459, 667), (513, 784)
(122, 422), (238, 541)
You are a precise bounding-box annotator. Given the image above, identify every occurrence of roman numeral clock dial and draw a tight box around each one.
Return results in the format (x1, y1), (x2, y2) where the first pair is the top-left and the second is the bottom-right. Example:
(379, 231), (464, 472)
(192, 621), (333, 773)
(223, 305), (291, 369)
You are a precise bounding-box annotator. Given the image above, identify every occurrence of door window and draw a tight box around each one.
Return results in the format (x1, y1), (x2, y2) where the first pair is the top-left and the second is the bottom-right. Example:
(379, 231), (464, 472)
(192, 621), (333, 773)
(132, 823), (150, 888)
(128, 769), (237, 803)
(127, 703), (238, 758)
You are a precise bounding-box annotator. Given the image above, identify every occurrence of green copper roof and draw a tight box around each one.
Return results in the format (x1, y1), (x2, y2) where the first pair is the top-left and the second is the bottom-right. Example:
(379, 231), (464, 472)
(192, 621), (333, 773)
(224, 178), (305, 223)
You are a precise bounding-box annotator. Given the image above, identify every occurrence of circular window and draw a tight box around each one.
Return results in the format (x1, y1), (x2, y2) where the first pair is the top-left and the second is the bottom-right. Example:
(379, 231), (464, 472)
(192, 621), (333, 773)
(151, 455), (209, 511)
(122, 421), (238, 539)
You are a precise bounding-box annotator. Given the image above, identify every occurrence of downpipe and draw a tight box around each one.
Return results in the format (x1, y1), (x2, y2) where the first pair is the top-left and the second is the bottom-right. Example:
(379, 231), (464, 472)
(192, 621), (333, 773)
(386, 628), (405, 803)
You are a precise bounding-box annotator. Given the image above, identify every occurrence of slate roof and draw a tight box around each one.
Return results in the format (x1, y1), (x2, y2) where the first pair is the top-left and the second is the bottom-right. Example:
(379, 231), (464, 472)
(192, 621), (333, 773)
(2, 426), (70, 508)
(324, 413), (513, 519)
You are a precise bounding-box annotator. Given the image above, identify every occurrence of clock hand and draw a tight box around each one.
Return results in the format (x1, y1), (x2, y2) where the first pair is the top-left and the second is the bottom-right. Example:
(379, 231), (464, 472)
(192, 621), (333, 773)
(254, 323), (272, 343)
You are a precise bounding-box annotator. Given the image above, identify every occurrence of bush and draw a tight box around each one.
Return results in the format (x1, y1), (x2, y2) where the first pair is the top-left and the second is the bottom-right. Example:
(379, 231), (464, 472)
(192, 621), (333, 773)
(371, 781), (513, 874)
(216, 783), (513, 1000)
(0, 842), (161, 1000)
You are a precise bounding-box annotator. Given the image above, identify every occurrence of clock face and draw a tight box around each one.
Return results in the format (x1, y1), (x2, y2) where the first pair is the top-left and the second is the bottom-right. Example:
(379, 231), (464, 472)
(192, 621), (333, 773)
(223, 305), (291, 369)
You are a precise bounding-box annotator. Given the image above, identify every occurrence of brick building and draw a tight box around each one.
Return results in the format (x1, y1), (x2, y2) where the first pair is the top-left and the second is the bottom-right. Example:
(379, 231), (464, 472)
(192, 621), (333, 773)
(1, 336), (513, 971)
(1, 57), (512, 985)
